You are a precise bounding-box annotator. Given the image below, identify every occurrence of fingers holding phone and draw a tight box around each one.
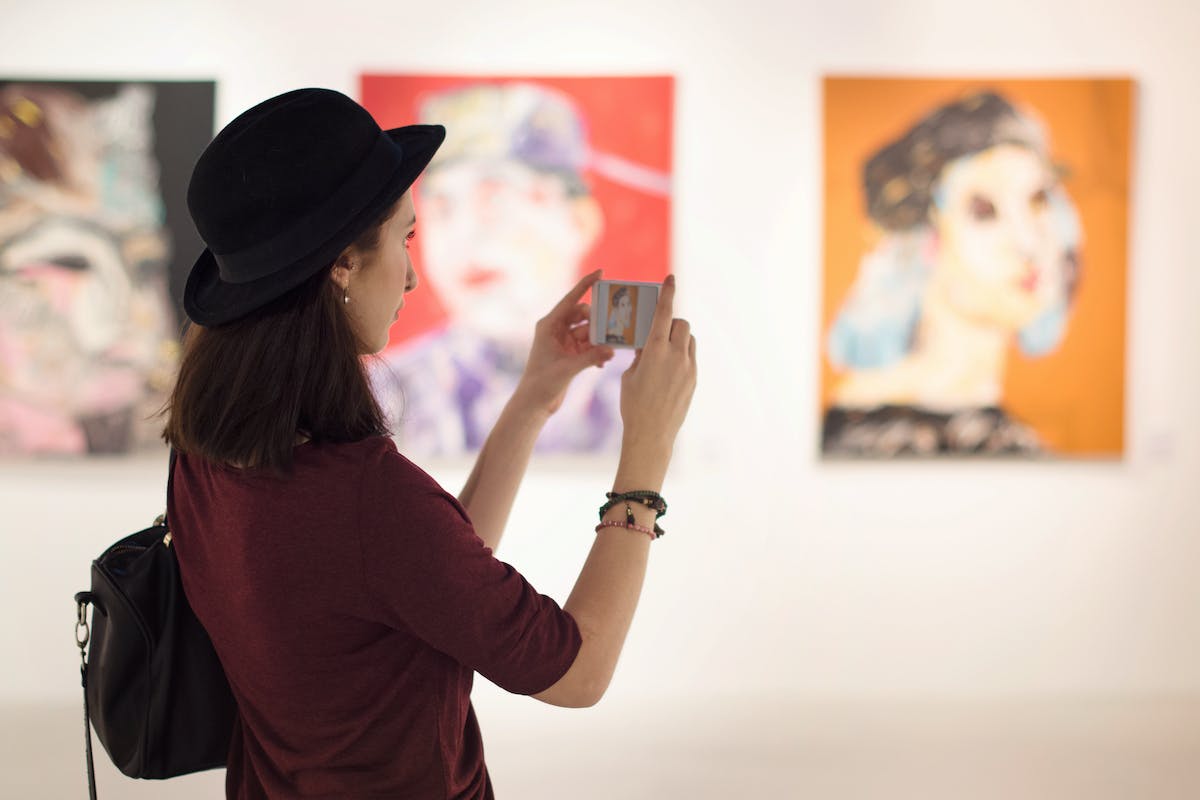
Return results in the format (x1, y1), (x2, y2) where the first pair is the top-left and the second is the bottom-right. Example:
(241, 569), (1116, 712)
(614, 275), (697, 453)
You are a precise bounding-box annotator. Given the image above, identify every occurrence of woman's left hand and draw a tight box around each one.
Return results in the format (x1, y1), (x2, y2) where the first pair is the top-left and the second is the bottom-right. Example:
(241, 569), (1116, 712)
(514, 270), (615, 416)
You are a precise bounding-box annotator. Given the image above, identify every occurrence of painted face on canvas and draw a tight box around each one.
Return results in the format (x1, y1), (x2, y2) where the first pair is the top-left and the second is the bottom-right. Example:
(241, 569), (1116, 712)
(418, 157), (600, 340)
(932, 144), (1070, 329)
(613, 290), (632, 329)
(0, 85), (176, 453)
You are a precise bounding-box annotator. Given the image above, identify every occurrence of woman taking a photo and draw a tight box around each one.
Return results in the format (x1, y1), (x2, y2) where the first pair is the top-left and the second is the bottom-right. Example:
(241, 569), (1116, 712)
(163, 88), (696, 799)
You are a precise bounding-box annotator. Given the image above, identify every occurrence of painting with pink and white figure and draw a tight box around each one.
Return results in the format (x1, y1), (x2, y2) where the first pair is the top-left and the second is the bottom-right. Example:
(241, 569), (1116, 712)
(0, 80), (214, 455)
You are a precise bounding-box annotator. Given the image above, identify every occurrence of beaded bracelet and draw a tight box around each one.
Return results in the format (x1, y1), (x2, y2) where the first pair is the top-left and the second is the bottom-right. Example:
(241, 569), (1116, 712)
(627, 501), (664, 538)
(608, 490), (667, 513)
(599, 490), (668, 521)
(622, 501), (665, 538)
(595, 520), (656, 541)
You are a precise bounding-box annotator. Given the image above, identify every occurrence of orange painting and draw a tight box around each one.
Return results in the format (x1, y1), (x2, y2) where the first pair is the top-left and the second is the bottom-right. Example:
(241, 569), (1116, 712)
(821, 77), (1132, 458)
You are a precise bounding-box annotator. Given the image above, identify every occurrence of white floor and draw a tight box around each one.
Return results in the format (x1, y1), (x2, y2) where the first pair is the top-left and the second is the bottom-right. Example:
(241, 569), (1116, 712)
(5, 692), (1199, 799)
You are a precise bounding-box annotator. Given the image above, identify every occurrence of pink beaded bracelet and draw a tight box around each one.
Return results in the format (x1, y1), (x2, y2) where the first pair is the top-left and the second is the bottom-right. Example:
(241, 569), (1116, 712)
(594, 520), (656, 541)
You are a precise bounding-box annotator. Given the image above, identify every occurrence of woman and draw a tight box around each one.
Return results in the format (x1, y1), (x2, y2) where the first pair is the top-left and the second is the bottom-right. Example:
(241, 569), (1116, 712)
(823, 91), (1082, 456)
(606, 285), (634, 344)
(162, 88), (697, 799)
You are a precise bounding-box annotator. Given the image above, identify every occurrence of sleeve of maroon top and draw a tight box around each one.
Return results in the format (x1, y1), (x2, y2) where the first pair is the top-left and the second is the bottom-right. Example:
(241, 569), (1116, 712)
(356, 442), (582, 695)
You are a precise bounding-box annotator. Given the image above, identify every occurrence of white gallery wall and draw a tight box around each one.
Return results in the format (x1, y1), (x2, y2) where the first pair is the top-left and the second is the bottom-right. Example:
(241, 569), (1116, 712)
(1, 0), (1197, 715)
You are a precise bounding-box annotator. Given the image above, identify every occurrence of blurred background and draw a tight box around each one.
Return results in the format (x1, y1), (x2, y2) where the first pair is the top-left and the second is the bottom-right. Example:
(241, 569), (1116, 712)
(1, 0), (1197, 797)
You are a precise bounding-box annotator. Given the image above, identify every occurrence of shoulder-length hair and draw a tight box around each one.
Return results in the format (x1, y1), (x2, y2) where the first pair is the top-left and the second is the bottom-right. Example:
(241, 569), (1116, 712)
(161, 223), (392, 474)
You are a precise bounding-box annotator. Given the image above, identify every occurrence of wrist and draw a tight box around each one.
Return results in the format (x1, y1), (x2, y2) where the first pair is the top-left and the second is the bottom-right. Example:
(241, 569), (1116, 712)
(616, 433), (671, 488)
(506, 385), (556, 422)
(612, 457), (667, 496)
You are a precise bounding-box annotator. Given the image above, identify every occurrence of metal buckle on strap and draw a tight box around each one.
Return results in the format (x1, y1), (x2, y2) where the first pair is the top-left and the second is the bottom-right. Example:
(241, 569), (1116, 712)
(155, 513), (173, 547)
(75, 600), (90, 653)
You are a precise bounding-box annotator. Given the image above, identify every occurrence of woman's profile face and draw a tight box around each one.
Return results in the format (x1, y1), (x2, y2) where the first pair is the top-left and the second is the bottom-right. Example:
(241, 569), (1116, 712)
(345, 191), (418, 355)
(932, 143), (1071, 330)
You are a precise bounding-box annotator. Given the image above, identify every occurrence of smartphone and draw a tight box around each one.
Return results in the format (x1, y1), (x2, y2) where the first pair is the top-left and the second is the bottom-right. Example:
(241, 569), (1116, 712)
(589, 280), (661, 349)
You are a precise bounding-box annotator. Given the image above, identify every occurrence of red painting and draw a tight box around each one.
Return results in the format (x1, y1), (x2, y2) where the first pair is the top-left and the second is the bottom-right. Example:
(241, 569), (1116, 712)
(360, 74), (673, 457)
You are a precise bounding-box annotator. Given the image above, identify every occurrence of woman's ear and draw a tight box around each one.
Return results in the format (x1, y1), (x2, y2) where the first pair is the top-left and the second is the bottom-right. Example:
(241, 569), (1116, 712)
(330, 251), (357, 291)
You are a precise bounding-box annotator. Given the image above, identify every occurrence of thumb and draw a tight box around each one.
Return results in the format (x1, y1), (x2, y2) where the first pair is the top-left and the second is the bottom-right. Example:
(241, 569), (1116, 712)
(626, 348), (644, 373)
(584, 346), (616, 369)
(564, 345), (613, 375)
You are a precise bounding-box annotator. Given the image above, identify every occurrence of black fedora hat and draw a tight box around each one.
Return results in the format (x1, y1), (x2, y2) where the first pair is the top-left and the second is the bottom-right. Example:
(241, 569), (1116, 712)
(183, 88), (445, 326)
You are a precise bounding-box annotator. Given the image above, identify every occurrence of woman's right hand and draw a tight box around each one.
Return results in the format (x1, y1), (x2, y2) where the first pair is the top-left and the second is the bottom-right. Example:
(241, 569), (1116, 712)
(536, 275), (693, 710)
(617, 275), (697, 475)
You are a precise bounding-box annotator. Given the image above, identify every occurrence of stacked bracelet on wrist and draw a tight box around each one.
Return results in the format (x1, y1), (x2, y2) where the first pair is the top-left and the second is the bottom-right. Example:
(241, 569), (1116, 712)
(595, 519), (656, 541)
(599, 490), (667, 519)
(597, 490), (667, 538)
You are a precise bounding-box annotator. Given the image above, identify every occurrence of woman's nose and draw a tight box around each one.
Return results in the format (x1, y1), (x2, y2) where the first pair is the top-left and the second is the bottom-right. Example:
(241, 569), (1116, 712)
(1007, 215), (1040, 259)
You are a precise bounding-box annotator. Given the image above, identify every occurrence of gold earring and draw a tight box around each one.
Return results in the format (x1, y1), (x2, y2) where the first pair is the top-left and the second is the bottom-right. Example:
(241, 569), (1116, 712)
(343, 286), (349, 304)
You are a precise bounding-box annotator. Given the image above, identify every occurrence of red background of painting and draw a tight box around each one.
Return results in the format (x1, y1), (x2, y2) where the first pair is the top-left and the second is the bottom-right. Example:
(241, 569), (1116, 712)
(359, 74), (673, 351)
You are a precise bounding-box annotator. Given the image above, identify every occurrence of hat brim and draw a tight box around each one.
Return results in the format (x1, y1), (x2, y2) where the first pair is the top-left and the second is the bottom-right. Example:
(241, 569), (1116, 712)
(183, 124), (445, 327)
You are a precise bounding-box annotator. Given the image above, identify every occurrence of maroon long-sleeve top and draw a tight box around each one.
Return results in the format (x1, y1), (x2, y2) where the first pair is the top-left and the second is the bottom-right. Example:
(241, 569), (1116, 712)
(169, 435), (582, 799)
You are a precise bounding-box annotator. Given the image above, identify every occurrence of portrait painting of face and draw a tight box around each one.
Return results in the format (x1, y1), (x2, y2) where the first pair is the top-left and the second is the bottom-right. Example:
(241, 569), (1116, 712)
(606, 284), (638, 345)
(0, 80), (214, 455)
(359, 75), (673, 457)
(821, 78), (1132, 458)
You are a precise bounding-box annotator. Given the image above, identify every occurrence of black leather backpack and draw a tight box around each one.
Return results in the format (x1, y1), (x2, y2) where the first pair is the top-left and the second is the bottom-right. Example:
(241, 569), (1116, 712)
(74, 450), (235, 798)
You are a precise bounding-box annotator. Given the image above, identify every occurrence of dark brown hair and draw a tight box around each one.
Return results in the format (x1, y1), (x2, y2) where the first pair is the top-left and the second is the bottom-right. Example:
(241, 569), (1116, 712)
(863, 91), (1047, 232)
(161, 207), (396, 474)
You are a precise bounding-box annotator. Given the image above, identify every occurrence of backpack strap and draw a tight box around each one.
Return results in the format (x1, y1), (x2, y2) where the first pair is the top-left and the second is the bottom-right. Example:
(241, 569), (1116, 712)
(75, 590), (97, 800)
(165, 447), (177, 530)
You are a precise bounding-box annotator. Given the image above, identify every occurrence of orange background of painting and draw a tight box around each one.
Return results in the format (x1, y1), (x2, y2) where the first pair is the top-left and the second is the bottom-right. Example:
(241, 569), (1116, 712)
(821, 77), (1133, 456)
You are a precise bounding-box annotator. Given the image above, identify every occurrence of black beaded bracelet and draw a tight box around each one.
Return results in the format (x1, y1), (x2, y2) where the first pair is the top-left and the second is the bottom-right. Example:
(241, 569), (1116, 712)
(599, 490), (668, 520)
(598, 491), (668, 538)
(598, 497), (665, 520)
